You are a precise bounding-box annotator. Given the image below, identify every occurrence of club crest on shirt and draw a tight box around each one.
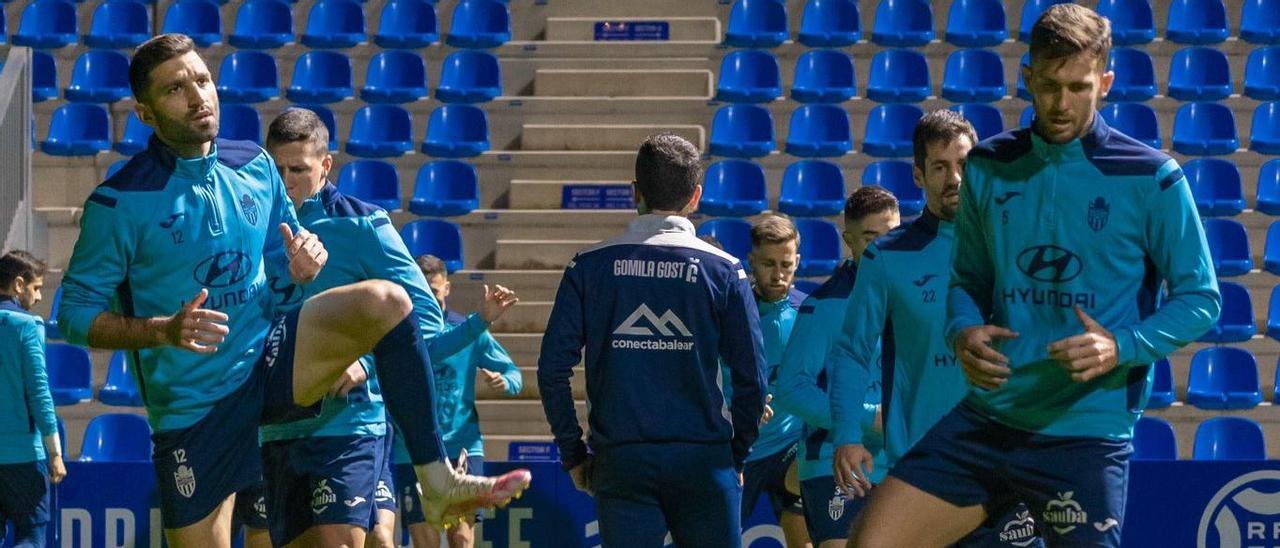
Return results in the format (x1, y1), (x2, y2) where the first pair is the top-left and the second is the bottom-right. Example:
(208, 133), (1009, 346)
(1087, 197), (1109, 232)
(240, 193), (260, 226)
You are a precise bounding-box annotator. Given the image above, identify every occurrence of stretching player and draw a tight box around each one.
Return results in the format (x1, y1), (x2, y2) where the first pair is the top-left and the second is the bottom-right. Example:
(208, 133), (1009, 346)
(850, 6), (1220, 546)
(57, 34), (529, 547)
(0, 251), (65, 548)
(539, 134), (767, 546)
(773, 187), (900, 547)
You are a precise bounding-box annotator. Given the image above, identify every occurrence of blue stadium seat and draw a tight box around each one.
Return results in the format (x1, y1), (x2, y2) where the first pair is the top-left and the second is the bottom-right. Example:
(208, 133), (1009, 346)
(116, 112), (153, 156)
(1018, 0), (1073, 43)
(32, 51), (57, 103)
(1147, 359), (1176, 409)
(1199, 280), (1256, 343)
(57, 419), (65, 455)
(871, 0), (934, 47)
(216, 50), (278, 104)
(375, 0), (439, 48)
(791, 49), (856, 103)
(106, 160), (128, 180)
(286, 51), (353, 104)
(1131, 417), (1177, 459)
(84, 0), (150, 49)
(709, 104), (775, 158)
(1100, 103), (1161, 149)
(862, 160), (924, 216)
(41, 104), (110, 156)
(866, 49), (930, 103)
(724, 0), (788, 48)
(699, 160), (768, 217)
(1015, 52), (1031, 101)
(45, 287), (63, 340)
(13, 0), (77, 49)
(447, 0), (511, 48)
(1106, 48), (1157, 102)
(79, 414), (152, 462)
(1097, 0), (1156, 45)
(161, 0), (223, 47)
(716, 50), (782, 103)
(423, 104), (489, 158)
(1245, 47), (1280, 101)
(46, 343), (92, 405)
(779, 160), (845, 217)
(1168, 47), (1233, 101)
(1172, 102), (1239, 155)
(796, 219), (842, 276)
(941, 49), (1006, 103)
(945, 0), (1006, 47)
(1187, 346), (1262, 409)
(399, 220), (464, 272)
(98, 352), (142, 407)
(1194, 417), (1267, 460)
(347, 105), (413, 158)
(1241, 0), (1280, 44)
(1166, 0), (1229, 45)
(410, 160), (480, 217)
(302, 0), (366, 48)
(1184, 158), (1245, 217)
(1263, 221), (1280, 275)
(0, 9), (6, 45)
(949, 103), (1003, 141)
(437, 50), (502, 103)
(697, 219), (753, 267)
(65, 50), (131, 103)
(797, 0), (860, 47)
(229, 0), (294, 49)
(336, 160), (401, 211)
(1202, 219), (1253, 277)
(1251, 102), (1280, 154)
(361, 50), (428, 104)
(786, 104), (852, 157)
(1266, 285), (1280, 340)
(219, 104), (262, 144)
(864, 103), (923, 157)
(1257, 160), (1280, 215)
(296, 105), (339, 152)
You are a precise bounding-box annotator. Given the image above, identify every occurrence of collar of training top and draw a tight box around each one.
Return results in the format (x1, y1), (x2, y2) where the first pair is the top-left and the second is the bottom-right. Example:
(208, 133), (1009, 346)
(626, 214), (695, 236)
(146, 135), (219, 179)
(1029, 110), (1110, 160)
(0, 296), (24, 313)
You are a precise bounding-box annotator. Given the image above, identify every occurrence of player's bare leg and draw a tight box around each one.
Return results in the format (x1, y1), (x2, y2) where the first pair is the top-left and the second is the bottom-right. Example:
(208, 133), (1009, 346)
(243, 526), (271, 548)
(366, 509), (397, 548)
(848, 477), (985, 547)
(165, 495), (235, 548)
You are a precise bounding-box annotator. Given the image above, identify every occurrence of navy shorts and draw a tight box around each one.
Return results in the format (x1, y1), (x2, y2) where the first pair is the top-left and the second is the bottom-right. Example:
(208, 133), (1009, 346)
(0, 460), (49, 547)
(393, 453), (485, 526)
(261, 433), (391, 546)
(799, 475), (867, 542)
(956, 504), (1045, 547)
(232, 482), (268, 531)
(373, 433), (397, 515)
(891, 403), (1129, 547)
(741, 443), (802, 522)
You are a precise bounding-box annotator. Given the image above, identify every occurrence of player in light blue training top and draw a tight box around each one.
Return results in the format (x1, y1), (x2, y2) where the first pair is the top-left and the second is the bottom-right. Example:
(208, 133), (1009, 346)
(850, 6), (1220, 546)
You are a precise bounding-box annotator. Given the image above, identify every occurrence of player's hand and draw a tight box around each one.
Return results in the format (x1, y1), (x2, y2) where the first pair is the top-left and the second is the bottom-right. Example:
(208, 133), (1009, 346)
(480, 369), (509, 392)
(833, 444), (874, 498)
(328, 361), (368, 398)
(479, 284), (519, 324)
(164, 289), (230, 354)
(955, 325), (1018, 390)
(48, 454), (66, 484)
(280, 223), (327, 284)
(1048, 306), (1119, 383)
(569, 455), (594, 496)
(738, 471), (744, 487)
(760, 394), (774, 425)
(874, 405), (884, 433)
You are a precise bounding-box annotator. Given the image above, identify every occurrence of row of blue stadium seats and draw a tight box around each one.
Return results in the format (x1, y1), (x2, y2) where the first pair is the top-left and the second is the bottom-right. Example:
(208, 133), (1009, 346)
(1148, 348), (1280, 411)
(725, 0), (1280, 48)
(5, 0), (508, 50)
(1133, 416), (1269, 460)
(45, 414), (153, 462)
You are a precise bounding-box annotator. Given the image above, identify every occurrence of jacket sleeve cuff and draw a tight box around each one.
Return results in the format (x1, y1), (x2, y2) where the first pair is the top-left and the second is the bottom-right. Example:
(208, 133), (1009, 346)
(60, 308), (103, 347)
(1113, 327), (1138, 368)
(559, 439), (590, 471)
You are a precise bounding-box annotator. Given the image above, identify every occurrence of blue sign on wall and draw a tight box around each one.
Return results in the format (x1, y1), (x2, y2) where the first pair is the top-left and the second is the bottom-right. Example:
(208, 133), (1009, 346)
(561, 185), (634, 210)
(593, 22), (670, 41)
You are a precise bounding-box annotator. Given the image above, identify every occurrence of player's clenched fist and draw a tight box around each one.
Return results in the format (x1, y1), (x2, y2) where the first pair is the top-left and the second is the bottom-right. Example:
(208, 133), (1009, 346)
(954, 325), (1018, 390)
(164, 289), (230, 354)
(280, 223), (327, 283)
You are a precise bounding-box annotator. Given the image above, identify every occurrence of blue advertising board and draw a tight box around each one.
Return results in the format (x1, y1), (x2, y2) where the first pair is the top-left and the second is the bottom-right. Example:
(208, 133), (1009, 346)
(561, 184), (634, 210)
(593, 22), (670, 41)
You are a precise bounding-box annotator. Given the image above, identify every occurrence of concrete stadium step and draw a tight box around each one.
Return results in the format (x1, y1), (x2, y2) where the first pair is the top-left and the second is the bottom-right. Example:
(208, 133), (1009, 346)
(451, 270), (565, 303)
(490, 301), (553, 334)
(492, 333), (552, 366)
(545, 17), (721, 42)
(475, 367), (586, 401)
(475, 400), (587, 437)
(509, 180), (632, 209)
(495, 239), (597, 270)
(1145, 404), (1280, 460)
(533, 68), (713, 98)
(520, 123), (706, 152)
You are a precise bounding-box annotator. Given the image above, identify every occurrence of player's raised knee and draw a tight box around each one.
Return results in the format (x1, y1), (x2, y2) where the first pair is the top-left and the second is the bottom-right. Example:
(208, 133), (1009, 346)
(354, 279), (413, 327)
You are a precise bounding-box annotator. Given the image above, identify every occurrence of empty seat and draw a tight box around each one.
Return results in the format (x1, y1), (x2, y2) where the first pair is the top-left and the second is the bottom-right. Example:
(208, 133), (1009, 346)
(1257, 160), (1280, 215)
(44, 287), (63, 341)
(786, 104), (852, 157)
(1132, 417), (1177, 459)
(79, 414), (152, 462)
(1168, 47), (1232, 101)
(1241, 0), (1280, 44)
(447, 0), (511, 48)
(1021, 104), (1037, 126)
(1188, 346), (1263, 409)
(1166, 0), (1229, 45)
(335, 160), (402, 211)
(98, 352), (142, 407)
(42, 104), (110, 156)
(1015, 52), (1032, 101)
(709, 104), (775, 158)
(302, 0), (366, 48)
(941, 48), (1006, 103)
(796, 219), (841, 276)
(216, 50), (278, 104)
(116, 112), (153, 156)
(410, 160), (480, 217)
(791, 49), (856, 103)
(1147, 359), (1176, 409)
(46, 343), (92, 405)
(1263, 221), (1280, 275)
(949, 103), (1004, 141)
(219, 104), (262, 144)
(716, 50), (782, 103)
(864, 103), (924, 157)
(724, 0), (788, 48)
(862, 160), (924, 216)
(866, 49), (930, 103)
(84, 0), (150, 49)
(1194, 417), (1266, 460)
(797, 0), (860, 47)
(1251, 103), (1280, 154)
(1100, 103), (1161, 149)
(1245, 47), (1280, 101)
(699, 160), (768, 217)
(13, 0), (78, 49)
(32, 51), (57, 103)
(1203, 219), (1253, 277)
(1018, 0), (1073, 43)
(778, 160), (845, 217)
(375, 0), (439, 48)
(422, 104), (489, 158)
(1199, 281), (1256, 343)
(106, 160), (128, 180)
(696, 219), (752, 266)
(1184, 158), (1245, 217)
(65, 50), (131, 103)
(945, 0), (1006, 47)
(437, 50), (502, 103)
(287, 51), (353, 104)
(347, 105), (413, 158)
(162, 0), (223, 47)
(1097, 0), (1156, 45)
(297, 105), (339, 152)
(1106, 48), (1158, 102)
(871, 0), (934, 47)
(361, 50), (428, 104)
(399, 220), (464, 272)
(1172, 102), (1238, 155)
(229, 0), (294, 49)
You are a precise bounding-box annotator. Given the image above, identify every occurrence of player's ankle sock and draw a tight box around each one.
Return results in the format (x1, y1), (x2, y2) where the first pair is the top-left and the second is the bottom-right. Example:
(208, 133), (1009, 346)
(372, 316), (447, 464)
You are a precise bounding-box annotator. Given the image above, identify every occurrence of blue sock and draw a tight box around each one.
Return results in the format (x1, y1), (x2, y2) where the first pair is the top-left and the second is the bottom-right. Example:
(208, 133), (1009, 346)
(372, 315), (446, 464)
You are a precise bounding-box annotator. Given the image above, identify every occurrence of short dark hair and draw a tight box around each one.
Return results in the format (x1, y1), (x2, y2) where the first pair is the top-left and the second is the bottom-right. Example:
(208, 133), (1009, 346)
(844, 186), (898, 222)
(1030, 4), (1112, 67)
(634, 133), (702, 212)
(698, 235), (724, 250)
(751, 214), (799, 248)
(912, 110), (978, 170)
(129, 33), (198, 101)
(415, 255), (448, 279)
(0, 250), (46, 289)
(266, 108), (329, 155)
